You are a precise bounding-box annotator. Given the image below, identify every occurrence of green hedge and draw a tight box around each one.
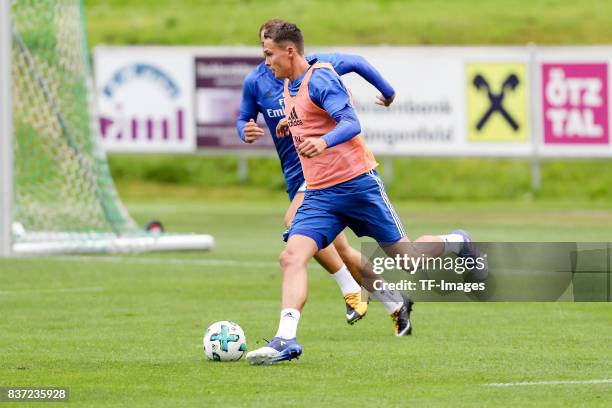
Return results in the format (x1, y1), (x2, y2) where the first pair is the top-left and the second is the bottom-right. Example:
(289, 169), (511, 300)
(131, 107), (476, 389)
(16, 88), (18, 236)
(108, 155), (612, 202)
(85, 0), (612, 46)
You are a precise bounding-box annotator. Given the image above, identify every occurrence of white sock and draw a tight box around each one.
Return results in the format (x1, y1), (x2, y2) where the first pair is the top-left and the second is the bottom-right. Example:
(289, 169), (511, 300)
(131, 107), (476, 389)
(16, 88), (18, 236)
(371, 287), (403, 313)
(275, 308), (301, 340)
(331, 265), (361, 295)
(439, 233), (465, 255)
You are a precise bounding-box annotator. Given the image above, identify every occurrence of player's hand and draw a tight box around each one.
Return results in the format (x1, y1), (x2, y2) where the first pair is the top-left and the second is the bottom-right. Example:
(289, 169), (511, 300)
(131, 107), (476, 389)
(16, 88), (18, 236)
(244, 119), (264, 143)
(375, 93), (395, 107)
(276, 118), (290, 138)
(297, 138), (327, 158)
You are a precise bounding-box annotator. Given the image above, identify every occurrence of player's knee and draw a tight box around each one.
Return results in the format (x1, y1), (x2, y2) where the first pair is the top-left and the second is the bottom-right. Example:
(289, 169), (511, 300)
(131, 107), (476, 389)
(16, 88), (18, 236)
(279, 247), (305, 271)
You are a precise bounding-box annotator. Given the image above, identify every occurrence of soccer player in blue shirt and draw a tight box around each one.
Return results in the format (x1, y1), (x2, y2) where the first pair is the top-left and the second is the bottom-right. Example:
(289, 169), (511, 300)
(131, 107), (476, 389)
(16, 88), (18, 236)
(236, 20), (396, 326)
(246, 19), (486, 365)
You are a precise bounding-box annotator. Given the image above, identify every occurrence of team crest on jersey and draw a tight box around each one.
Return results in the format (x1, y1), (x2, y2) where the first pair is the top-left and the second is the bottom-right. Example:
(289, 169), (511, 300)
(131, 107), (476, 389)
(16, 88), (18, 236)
(287, 107), (303, 127)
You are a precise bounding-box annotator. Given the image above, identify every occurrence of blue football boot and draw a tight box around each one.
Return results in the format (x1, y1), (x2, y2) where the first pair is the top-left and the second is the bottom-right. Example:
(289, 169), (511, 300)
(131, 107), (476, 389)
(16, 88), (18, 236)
(452, 229), (489, 282)
(246, 337), (302, 365)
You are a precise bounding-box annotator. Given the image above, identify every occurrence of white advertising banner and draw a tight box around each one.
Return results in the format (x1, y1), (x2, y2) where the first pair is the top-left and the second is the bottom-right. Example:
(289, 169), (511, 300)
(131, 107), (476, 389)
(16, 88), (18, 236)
(317, 46), (533, 157)
(94, 47), (195, 153)
(93, 46), (612, 157)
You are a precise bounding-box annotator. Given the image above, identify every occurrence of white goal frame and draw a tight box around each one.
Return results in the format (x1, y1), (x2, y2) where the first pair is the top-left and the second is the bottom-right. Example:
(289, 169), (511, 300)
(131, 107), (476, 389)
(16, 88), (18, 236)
(0, 1), (214, 257)
(0, 0), (13, 257)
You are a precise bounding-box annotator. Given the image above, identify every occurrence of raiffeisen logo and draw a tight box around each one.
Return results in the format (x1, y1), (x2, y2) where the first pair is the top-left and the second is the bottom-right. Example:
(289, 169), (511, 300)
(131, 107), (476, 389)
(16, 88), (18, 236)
(99, 63), (185, 142)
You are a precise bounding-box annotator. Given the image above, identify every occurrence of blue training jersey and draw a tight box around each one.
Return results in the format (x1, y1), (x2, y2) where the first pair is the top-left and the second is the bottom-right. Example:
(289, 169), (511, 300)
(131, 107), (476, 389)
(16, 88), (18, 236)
(236, 53), (394, 197)
(287, 61), (361, 149)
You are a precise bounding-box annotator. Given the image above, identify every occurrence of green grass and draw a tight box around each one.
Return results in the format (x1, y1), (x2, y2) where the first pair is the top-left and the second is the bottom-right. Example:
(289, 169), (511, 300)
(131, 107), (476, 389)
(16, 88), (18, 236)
(108, 155), (612, 202)
(84, 0), (612, 46)
(1, 198), (611, 406)
(6, 2), (612, 404)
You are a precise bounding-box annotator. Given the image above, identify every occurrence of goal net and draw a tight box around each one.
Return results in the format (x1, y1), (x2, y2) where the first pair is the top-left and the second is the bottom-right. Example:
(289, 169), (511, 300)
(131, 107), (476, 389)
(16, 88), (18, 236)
(6, 0), (214, 255)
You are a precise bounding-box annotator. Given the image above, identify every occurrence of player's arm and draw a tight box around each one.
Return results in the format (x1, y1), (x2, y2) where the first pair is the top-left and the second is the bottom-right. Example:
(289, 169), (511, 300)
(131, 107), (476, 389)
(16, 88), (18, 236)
(298, 107), (361, 158)
(297, 69), (361, 158)
(313, 53), (395, 107)
(236, 77), (265, 143)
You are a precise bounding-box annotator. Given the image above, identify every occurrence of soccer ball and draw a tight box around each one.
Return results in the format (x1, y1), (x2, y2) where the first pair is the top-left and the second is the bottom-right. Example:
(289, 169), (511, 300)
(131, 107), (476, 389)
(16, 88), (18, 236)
(203, 321), (247, 361)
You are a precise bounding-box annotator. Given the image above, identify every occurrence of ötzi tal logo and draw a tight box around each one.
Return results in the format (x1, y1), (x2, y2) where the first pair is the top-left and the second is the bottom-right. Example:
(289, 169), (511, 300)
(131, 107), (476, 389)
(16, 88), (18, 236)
(466, 63), (528, 142)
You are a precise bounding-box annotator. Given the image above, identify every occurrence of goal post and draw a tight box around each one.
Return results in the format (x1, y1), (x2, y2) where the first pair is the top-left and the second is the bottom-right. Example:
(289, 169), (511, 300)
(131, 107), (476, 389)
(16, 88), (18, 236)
(1, 0), (214, 256)
(1, 0), (13, 257)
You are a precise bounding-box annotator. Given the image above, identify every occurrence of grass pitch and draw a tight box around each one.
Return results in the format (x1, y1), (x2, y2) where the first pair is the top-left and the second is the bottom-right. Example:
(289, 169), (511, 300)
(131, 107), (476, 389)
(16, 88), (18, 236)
(1, 199), (611, 407)
(85, 0), (612, 46)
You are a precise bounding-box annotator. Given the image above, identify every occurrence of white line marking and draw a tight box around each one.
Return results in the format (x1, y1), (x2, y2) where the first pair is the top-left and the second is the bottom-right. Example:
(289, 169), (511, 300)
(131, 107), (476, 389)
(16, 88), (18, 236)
(16, 256), (280, 268)
(486, 379), (612, 387)
(0, 287), (104, 296)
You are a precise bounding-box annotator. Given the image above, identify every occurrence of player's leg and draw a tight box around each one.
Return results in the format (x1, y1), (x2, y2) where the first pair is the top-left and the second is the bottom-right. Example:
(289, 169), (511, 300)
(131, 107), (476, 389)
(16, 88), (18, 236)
(285, 190), (366, 324)
(285, 192), (344, 273)
(382, 236), (443, 260)
(354, 170), (486, 334)
(287, 192), (359, 282)
(278, 234), (318, 311)
(329, 232), (369, 324)
(356, 251), (413, 336)
(285, 191), (351, 275)
(361, 170), (486, 277)
(247, 194), (345, 365)
(246, 234), (316, 365)
(382, 233), (487, 281)
(337, 170), (465, 335)
(438, 230), (489, 281)
(282, 188), (303, 230)
(320, 171), (412, 336)
(331, 232), (362, 284)
(375, 236), (486, 333)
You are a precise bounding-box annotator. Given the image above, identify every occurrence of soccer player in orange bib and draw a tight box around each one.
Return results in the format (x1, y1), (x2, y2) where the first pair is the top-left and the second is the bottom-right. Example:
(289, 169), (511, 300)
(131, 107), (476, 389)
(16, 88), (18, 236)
(246, 20), (486, 365)
(237, 21), (398, 327)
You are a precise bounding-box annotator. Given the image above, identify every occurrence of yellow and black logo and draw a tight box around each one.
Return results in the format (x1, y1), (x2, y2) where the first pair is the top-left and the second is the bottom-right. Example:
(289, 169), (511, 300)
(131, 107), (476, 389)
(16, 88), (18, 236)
(466, 63), (528, 142)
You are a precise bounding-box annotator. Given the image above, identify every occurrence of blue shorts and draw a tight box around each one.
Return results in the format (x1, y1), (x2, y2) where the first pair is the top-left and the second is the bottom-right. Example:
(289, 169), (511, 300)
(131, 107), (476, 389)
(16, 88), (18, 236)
(286, 177), (307, 201)
(287, 170), (406, 250)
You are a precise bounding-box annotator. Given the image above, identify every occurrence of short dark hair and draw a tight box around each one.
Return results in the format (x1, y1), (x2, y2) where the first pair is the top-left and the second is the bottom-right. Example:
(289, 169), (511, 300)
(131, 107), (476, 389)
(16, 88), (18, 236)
(259, 19), (304, 54)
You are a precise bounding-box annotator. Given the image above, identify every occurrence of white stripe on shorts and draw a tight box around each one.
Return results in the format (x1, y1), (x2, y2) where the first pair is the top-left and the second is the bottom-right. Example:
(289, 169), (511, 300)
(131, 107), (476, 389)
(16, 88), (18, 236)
(367, 170), (406, 238)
